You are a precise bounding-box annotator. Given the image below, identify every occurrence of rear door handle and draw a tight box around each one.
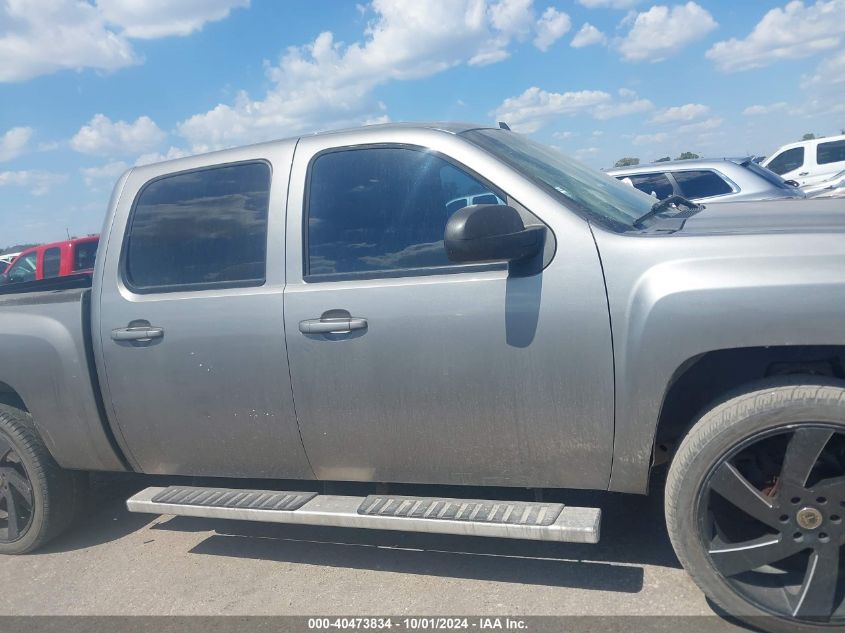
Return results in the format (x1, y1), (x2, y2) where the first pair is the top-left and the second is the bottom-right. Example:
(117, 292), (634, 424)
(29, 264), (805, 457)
(798, 172), (809, 176)
(111, 326), (164, 342)
(299, 317), (368, 334)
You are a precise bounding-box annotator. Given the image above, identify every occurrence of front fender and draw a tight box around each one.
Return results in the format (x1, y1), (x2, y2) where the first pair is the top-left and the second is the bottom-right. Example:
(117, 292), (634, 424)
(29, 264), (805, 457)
(596, 230), (845, 493)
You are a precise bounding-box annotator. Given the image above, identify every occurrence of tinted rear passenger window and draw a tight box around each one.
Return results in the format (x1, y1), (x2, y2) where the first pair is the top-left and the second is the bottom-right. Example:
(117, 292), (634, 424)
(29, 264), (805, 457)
(306, 147), (503, 278)
(125, 162), (271, 292)
(73, 240), (98, 271)
(818, 140), (845, 165)
(623, 173), (674, 200)
(43, 247), (61, 278)
(672, 170), (733, 198)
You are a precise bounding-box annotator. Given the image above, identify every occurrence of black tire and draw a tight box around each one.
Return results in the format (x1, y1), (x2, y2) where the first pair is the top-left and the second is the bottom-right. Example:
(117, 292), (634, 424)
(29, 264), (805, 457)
(0, 404), (86, 554)
(666, 379), (845, 632)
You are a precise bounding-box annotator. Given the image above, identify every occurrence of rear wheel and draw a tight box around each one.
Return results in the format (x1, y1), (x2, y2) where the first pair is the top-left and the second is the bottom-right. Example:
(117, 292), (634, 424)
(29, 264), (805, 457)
(666, 381), (845, 632)
(0, 404), (85, 554)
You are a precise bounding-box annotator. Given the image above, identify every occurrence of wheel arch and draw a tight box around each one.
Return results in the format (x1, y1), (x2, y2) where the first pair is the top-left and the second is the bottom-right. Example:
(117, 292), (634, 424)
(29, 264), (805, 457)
(652, 345), (845, 471)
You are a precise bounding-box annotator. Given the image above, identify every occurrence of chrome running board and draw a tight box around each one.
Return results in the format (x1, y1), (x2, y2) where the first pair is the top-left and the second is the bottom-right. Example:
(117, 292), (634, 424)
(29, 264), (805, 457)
(127, 486), (600, 543)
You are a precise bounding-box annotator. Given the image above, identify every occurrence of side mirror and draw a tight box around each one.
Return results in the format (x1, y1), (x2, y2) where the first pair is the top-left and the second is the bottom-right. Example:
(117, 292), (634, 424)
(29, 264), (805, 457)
(444, 204), (546, 269)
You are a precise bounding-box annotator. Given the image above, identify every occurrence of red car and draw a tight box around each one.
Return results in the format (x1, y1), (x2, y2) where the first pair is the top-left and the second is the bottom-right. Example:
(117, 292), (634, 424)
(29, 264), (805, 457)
(1, 236), (99, 285)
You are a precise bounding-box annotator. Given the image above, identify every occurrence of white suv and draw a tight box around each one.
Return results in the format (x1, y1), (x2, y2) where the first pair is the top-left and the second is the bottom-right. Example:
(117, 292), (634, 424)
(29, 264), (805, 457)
(763, 134), (845, 186)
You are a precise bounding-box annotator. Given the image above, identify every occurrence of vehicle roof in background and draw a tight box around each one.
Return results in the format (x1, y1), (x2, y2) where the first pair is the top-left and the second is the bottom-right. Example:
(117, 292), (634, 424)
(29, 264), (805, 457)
(607, 157), (751, 175)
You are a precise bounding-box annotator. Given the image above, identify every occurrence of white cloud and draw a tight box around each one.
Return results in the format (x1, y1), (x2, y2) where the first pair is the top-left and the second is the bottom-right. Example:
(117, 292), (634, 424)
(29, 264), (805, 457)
(677, 116), (723, 133)
(553, 130), (575, 139)
(489, 0), (535, 38)
(493, 86), (612, 132)
(651, 103), (710, 123)
(178, 0), (563, 151)
(71, 114), (167, 156)
(0, 0), (248, 82)
(571, 23), (607, 48)
(618, 2), (717, 62)
(0, 126), (33, 161)
(633, 132), (668, 145)
(134, 147), (191, 166)
(0, 0), (136, 82)
(533, 7), (571, 51)
(80, 160), (128, 187)
(0, 170), (67, 195)
(578, 0), (640, 7)
(592, 89), (653, 119)
(706, 0), (845, 72)
(97, 0), (249, 39)
(742, 102), (788, 116)
(802, 47), (845, 87)
(493, 86), (652, 131)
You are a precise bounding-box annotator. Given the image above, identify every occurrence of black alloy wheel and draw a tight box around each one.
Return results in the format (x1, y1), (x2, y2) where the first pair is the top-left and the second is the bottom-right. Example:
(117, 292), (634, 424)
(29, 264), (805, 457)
(697, 424), (845, 624)
(0, 435), (35, 543)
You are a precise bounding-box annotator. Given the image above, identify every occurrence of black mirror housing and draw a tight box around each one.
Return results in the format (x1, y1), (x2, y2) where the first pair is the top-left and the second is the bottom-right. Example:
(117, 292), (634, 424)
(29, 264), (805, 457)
(444, 204), (546, 268)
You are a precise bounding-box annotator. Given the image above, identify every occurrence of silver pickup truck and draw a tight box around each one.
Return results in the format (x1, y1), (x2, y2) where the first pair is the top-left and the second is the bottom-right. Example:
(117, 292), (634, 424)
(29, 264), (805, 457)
(1, 123), (844, 632)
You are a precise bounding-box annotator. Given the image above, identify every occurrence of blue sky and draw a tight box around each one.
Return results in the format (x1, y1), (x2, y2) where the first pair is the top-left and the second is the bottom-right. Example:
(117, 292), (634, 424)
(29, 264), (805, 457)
(1, 0), (843, 246)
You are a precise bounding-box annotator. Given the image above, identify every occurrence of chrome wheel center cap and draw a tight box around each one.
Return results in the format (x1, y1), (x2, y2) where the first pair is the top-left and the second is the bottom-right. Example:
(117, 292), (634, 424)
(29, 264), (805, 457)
(797, 507), (823, 530)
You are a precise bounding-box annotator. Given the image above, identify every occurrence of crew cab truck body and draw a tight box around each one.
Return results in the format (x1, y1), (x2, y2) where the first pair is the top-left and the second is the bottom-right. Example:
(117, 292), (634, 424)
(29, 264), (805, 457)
(1, 123), (844, 632)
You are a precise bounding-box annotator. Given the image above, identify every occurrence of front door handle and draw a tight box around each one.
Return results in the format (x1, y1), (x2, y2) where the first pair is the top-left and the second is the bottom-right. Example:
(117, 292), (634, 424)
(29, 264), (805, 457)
(111, 325), (164, 342)
(798, 171), (809, 176)
(299, 316), (368, 334)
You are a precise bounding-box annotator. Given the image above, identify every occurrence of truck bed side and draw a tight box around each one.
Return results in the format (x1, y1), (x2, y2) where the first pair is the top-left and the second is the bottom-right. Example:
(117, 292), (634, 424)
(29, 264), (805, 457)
(0, 287), (127, 471)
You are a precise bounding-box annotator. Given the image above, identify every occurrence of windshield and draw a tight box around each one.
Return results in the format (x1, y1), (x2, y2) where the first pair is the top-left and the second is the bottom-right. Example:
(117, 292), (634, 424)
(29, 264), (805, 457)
(743, 161), (793, 189)
(462, 129), (655, 230)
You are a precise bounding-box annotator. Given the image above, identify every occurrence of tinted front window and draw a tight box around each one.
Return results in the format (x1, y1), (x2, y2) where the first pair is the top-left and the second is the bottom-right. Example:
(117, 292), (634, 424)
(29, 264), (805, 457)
(623, 173), (674, 200)
(307, 148), (503, 277)
(818, 140), (845, 165)
(125, 162), (271, 291)
(672, 170), (733, 198)
(43, 247), (61, 278)
(7, 252), (36, 283)
(767, 148), (804, 175)
(73, 240), (98, 271)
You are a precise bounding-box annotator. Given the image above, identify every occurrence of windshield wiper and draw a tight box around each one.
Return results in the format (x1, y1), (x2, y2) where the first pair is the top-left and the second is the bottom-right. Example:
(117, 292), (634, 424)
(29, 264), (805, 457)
(633, 195), (703, 228)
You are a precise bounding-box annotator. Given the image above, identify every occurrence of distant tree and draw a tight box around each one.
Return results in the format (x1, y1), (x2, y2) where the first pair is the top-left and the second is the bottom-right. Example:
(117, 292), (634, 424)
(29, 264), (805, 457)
(802, 133), (816, 141)
(614, 157), (640, 168)
(0, 243), (38, 255)
(676, 152), (700, 160)
(655, 156), (671, 162)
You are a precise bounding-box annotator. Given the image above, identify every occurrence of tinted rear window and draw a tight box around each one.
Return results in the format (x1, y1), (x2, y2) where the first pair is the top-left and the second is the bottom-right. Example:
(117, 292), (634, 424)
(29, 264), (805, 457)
(818, 140), (845, 166)
(125, 162), (271, 292)
(73, 240), (98, 271)
(43, 247), (61, 278)
(672, 170), (733, 198)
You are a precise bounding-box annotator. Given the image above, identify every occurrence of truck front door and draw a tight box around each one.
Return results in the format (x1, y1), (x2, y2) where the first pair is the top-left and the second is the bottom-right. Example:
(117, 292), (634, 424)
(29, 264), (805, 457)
(283, 131), (615, 489)
(95, 147), (314, 479)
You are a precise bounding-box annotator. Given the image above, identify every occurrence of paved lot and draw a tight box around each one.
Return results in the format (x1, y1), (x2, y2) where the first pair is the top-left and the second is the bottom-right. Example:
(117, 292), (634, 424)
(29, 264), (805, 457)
(0, 473), (744, 627)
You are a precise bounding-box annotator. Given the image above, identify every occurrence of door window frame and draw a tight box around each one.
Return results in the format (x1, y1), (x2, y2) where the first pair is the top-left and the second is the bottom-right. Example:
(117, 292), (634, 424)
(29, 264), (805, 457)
(302, 143), (552, 283)
(119, 159), (273, 295)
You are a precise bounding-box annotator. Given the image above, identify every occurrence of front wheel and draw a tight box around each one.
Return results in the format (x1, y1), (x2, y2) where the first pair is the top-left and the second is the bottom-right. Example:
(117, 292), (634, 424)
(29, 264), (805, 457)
(666, 381), (845, 632)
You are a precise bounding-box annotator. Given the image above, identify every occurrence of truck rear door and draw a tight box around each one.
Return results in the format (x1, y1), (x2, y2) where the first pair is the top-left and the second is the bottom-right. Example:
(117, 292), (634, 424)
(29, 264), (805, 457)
(282, 129), (615, 489)
(94, 144), (314, 479)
